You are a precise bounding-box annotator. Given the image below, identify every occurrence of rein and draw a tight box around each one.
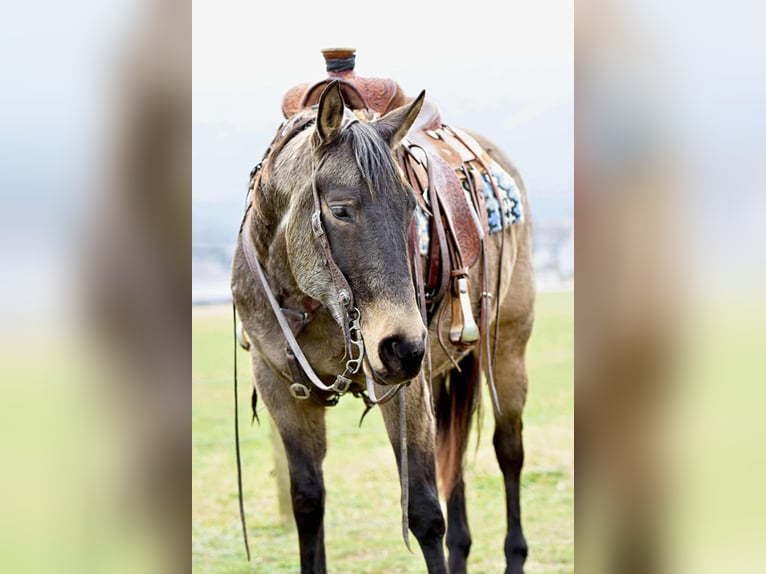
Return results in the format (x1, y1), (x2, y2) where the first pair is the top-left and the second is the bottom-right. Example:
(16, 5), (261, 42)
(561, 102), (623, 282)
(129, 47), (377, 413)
(233, 302), (250, 561)
(240, 227), (362, 396)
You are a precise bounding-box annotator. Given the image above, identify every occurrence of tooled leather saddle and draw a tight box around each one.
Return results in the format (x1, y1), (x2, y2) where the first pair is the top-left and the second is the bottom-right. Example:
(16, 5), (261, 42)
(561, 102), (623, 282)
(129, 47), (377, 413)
(282, 48), (522, 372)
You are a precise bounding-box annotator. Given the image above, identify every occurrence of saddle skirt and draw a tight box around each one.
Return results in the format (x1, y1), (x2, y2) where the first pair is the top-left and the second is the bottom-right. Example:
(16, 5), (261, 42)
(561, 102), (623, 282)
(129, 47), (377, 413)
(281, 49), (524, 350)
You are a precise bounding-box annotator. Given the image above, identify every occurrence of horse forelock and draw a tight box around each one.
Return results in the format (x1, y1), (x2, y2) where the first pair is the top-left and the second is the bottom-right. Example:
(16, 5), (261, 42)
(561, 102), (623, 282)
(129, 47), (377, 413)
(340, 120), (404, 200)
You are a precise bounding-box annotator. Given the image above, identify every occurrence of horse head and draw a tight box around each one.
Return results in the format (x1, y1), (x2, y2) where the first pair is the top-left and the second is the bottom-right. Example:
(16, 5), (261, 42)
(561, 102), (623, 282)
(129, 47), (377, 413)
(264, 81), (427, 385)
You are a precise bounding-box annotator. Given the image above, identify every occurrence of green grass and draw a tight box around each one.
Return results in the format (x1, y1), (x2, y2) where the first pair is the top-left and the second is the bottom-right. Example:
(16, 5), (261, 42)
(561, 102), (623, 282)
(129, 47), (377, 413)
(192, 291), (573, 573)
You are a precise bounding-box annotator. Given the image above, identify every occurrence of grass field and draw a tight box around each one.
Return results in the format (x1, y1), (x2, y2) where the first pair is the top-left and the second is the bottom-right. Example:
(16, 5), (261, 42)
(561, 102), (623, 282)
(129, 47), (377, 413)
(192, 290), (573, 573)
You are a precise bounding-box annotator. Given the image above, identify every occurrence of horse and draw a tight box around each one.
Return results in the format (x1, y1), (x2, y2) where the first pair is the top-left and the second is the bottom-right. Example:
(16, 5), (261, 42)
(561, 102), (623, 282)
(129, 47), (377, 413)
(231, 79), (536, 574)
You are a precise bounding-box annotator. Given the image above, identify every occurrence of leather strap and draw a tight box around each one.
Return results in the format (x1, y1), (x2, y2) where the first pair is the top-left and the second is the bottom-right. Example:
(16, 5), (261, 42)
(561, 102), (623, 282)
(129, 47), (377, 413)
(310, 158), (355, 313)
(308, 156), (360, 360)
(233, 303), (251, 561)
(279, 307), (340, 407)
(398, 387), (411, 553)
(409, 219), (434, 416)
(241, 217), (338, 393)
(399, 143), (449, 304)
(281, 306), (315, 336)
(408, 220), (428, 326)
(444, 126), (508, 413)
(399, 147), (430, 215)
(429, 181), (451, 305)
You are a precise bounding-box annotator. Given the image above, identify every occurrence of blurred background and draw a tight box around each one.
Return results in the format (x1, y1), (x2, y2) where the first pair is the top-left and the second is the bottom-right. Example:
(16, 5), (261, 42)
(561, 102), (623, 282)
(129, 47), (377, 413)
(0, 0), (764, 572)
(577, 1), (766, 573)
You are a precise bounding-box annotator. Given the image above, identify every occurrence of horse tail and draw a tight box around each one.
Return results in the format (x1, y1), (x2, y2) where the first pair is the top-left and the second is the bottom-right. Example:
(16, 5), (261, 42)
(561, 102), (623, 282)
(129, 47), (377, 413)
(435, 353), (481, 499)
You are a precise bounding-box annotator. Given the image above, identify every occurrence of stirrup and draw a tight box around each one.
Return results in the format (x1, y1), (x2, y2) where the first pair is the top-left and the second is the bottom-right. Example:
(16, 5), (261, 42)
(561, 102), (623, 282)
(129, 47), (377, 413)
(456, 277), (479, 343)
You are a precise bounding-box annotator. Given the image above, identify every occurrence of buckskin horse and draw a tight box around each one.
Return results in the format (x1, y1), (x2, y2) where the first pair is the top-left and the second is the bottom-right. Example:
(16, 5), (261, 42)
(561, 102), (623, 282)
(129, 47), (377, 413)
(231, 50), (535, 574)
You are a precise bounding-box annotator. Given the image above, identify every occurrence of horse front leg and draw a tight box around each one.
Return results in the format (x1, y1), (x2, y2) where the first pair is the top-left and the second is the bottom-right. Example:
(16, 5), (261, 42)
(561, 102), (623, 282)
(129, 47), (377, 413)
(253, 360), (328, 574)
(282, 433), (327, 573)
(379, 380), (447, 574)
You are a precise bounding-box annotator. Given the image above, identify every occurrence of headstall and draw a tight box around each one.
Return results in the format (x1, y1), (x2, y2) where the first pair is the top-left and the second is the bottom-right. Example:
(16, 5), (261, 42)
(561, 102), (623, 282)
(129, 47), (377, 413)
(238, 114), (411, 409)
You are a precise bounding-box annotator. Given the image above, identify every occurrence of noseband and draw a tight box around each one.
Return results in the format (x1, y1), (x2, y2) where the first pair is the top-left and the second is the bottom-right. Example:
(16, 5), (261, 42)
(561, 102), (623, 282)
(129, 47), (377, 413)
(239, 114), (411, 407)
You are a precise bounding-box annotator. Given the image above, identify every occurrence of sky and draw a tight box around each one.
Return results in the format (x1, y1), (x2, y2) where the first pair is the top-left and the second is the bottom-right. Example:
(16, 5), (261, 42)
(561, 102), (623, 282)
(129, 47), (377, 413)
(192, 0), (573, 130)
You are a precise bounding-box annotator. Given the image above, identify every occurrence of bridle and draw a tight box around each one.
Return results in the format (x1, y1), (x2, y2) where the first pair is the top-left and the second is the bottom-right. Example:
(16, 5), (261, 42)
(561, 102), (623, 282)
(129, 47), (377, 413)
(238, 113), (412, 407)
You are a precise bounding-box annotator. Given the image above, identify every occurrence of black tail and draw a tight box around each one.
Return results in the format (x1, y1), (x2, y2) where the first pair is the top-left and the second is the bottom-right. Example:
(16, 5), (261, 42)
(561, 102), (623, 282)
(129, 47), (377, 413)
(435, 353), (481, 498)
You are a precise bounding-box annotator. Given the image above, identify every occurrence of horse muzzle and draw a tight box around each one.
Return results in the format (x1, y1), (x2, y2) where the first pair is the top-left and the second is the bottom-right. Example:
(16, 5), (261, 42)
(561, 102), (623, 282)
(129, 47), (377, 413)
(375, 332), (426, 384)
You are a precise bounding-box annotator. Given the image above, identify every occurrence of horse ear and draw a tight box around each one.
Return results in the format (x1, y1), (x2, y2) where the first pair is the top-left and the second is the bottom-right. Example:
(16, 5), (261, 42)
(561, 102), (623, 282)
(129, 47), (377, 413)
(376, 90), (426, 148)
(316, 80), (345, 143)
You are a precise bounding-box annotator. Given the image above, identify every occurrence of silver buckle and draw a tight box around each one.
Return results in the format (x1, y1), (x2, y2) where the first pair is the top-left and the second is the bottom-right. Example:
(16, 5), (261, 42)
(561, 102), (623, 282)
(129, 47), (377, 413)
(289, 383), (311, 400)
(332, 375), (352, 394)
(311, 211), (324, 237)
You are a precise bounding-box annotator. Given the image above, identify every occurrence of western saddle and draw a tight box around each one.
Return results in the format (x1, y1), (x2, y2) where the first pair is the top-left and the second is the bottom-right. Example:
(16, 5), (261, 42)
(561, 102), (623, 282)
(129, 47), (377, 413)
(281, 48), (517, 385)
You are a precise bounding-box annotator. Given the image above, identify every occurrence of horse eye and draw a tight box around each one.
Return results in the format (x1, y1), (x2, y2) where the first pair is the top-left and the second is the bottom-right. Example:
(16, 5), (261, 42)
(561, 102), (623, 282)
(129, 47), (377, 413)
(330, 205), (353, 222)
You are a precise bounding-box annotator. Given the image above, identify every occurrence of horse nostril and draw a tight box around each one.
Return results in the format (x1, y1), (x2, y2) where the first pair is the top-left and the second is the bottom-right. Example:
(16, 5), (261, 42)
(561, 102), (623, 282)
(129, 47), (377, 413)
(379, 335), (425, 379)
(393, 339), (422, 360)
